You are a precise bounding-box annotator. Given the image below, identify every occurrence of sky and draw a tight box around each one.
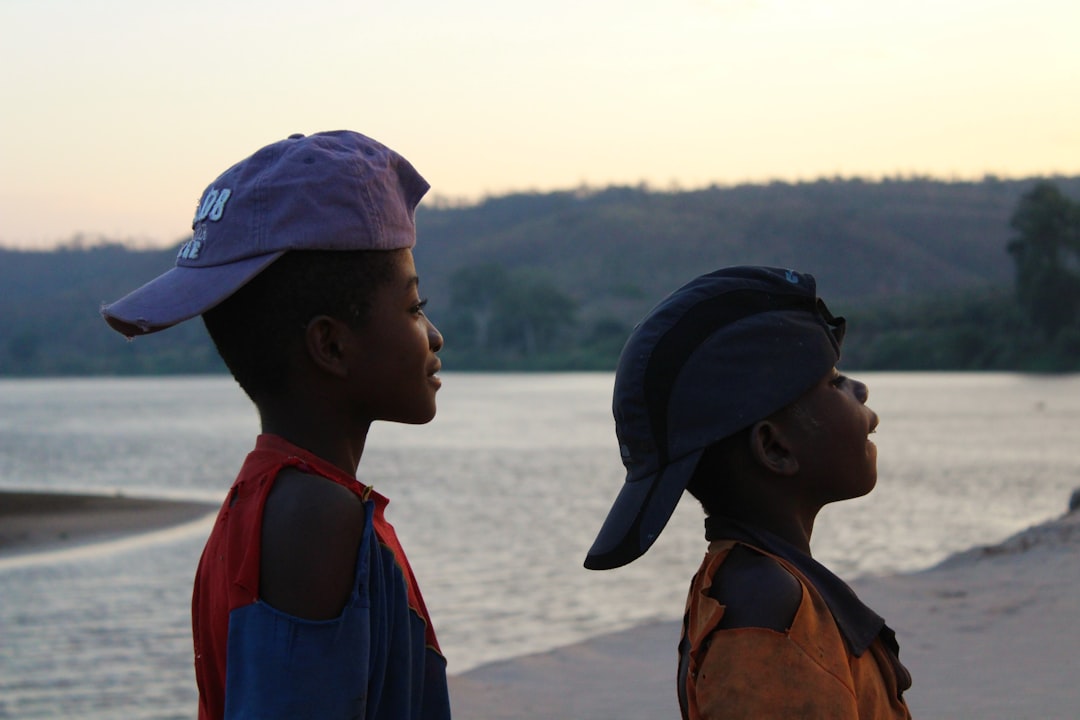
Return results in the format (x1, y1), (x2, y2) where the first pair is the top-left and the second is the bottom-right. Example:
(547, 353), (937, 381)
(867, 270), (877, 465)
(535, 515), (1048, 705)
(2, 0), (1078, 249)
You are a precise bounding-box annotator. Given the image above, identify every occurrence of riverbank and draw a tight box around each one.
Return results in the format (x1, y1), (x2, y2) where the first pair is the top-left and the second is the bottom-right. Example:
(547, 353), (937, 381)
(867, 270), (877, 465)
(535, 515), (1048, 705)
(449, 506), (1080, 719)
(0, 490), (217, 557)
(3, 489), (1077, 718)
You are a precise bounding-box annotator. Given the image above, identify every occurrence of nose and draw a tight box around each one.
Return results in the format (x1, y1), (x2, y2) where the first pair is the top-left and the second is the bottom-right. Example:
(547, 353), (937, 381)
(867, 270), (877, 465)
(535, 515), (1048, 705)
(427, 316), (444, 353)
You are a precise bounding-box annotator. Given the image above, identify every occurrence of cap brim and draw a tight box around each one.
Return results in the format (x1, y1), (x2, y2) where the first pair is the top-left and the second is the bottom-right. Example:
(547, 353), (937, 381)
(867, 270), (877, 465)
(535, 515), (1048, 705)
(584, 447), (704, 570)
(101, 251), (283, 337)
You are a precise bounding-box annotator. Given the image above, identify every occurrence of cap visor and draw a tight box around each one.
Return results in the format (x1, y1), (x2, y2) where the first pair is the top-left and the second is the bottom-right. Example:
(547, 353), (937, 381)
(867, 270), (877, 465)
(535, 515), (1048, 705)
(584, 448), (703, 570)
(102, 251), (283, 337)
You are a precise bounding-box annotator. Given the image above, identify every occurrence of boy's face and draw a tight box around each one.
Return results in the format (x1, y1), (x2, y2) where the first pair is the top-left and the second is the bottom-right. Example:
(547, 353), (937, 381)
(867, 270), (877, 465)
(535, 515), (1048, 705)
(344, 249), (443, 425)
(778, 368), (879, 505)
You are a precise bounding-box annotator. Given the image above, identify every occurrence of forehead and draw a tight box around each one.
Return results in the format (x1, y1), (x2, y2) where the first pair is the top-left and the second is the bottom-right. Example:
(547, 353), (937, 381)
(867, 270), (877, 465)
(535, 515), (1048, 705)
(379, 248), (418, 289)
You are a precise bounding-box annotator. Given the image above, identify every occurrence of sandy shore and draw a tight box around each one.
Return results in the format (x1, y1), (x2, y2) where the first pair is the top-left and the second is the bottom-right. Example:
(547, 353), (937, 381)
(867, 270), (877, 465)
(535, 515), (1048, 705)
(0, 489), (217, 557)
(450, 507), (1080, 720)
(3, 489), (1076, 718)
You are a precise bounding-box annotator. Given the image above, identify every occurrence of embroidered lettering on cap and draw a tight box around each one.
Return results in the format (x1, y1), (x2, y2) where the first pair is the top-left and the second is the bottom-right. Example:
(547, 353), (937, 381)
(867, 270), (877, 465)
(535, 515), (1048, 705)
(178, 239), (202, 260)
(178, 226), (207, 260)
(194, 187), (233, 223)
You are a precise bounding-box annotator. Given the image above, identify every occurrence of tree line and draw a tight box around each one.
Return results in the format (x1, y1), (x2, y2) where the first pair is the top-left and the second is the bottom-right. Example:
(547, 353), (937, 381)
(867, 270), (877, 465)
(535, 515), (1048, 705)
(2, 176), (1078, 375)
(429, 179), (1080, 372)
(842, 181), (1080, 371)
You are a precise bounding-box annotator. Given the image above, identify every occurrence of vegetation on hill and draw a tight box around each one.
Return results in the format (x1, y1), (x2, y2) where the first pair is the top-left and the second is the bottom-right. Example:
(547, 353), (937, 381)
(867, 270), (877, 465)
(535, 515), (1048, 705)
(2, 176), (1079, 376)
(844, 180), (1080, 372)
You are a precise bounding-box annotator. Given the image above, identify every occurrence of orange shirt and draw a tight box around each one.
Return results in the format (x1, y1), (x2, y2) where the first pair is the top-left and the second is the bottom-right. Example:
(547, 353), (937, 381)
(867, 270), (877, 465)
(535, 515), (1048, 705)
(680, 527), (912, 719)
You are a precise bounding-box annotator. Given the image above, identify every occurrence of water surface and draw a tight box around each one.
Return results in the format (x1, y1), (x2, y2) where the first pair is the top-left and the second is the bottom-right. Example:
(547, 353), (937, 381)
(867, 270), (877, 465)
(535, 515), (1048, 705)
(1, 372), (1077, 718)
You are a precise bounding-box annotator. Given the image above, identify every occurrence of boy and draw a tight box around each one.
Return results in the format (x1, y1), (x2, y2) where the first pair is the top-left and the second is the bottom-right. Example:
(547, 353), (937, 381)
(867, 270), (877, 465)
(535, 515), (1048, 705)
(584, 267), (912, 718)
(102, 131), (451, 719)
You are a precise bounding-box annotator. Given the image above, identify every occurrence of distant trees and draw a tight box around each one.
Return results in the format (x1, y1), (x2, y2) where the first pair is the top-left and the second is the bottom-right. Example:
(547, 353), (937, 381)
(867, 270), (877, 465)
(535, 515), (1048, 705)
(438, 263), (581, 368)
(842, 288), (1028, 371)
(1006, 182), (1080, 341)
(7, 175), (1080, 375)
(433, 262), (633, 370)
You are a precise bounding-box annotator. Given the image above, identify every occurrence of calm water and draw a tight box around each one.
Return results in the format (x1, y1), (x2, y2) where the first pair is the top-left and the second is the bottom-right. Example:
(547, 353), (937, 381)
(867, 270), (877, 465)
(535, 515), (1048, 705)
(1, 372), (1078, 718)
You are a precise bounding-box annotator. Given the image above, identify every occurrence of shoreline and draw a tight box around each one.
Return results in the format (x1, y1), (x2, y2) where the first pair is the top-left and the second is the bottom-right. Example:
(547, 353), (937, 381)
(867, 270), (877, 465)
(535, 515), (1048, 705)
(449, 506), (1080, 719)
(0, 489), (217, 558)
(3, 489), (1077, 718)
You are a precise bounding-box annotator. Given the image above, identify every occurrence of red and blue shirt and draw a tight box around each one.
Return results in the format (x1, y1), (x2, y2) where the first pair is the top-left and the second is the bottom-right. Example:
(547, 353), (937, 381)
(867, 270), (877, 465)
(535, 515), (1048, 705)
(192, 434), (450, 719)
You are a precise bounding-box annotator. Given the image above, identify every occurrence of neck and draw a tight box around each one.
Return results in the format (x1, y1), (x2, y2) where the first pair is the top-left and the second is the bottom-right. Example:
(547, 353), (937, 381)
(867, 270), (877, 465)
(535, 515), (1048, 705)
(258, 395), (370, 476)
(722, 507), (816, 554)
(713, 479), (820, 554)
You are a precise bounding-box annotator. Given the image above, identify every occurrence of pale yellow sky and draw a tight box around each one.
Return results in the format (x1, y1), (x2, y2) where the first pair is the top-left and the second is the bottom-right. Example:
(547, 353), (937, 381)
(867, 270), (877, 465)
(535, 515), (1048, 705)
(2, 0), (1078, 249)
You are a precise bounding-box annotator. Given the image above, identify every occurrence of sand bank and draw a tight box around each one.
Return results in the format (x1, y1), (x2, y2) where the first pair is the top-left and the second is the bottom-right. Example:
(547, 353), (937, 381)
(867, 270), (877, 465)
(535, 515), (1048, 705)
(450, 508), (1080, 719)
(3, 488), (1075, 717)
(0, 489), (217, 557)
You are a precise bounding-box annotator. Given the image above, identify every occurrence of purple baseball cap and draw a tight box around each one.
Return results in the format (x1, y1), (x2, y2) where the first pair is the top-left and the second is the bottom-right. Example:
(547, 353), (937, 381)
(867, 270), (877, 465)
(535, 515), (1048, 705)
(102, 130), (429, 337)
(584, 267), (846, 570)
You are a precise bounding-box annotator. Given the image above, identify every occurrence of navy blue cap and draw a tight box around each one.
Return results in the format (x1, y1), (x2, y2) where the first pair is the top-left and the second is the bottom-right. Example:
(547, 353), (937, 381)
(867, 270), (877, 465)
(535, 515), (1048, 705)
(584, 267), (845, 570)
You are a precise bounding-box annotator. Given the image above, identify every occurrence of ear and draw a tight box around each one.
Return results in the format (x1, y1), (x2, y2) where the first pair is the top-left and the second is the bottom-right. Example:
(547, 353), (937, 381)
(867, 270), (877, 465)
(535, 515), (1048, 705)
(303, 315), (352, 378)
(747, 419), (800, 476)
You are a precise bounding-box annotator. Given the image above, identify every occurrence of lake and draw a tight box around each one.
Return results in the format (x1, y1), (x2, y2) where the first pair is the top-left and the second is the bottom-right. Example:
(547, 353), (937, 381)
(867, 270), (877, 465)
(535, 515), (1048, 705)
(1, 372), (1078, 719)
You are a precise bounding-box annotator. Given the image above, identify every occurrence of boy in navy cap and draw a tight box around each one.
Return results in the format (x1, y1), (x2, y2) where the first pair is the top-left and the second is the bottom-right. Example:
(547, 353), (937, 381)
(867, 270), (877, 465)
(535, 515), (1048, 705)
(103, 131), (450, 719)
(585, 267), (912, 719)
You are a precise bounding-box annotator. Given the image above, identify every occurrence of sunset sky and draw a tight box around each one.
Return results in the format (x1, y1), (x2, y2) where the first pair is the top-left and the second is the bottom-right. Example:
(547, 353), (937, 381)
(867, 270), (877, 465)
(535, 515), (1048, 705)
(2, 0), (1078, 248)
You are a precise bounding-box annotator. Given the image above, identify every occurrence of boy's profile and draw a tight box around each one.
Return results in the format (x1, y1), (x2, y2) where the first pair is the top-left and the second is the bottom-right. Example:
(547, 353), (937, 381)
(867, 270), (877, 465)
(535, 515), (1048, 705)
(584, 267), (912, 718)
(102, 131), (451, 719)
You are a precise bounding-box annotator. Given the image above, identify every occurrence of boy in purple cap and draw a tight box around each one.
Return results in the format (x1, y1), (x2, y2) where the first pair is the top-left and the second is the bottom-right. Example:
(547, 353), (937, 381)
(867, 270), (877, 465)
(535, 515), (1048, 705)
(103, 131), (451, 719)
(584, 267), (912, 719)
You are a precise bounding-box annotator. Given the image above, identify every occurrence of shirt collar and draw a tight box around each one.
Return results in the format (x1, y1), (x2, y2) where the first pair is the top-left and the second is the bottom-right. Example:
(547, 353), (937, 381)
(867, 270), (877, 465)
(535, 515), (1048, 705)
(254, 433), (387, 506)
(705, 516), (886, 656)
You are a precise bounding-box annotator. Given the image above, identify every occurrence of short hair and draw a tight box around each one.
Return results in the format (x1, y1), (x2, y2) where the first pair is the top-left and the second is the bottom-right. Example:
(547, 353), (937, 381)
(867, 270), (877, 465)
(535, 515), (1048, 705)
(685, 397), (823, 516)
(202, 248), (401, 403)
(686, 428), (751, 517)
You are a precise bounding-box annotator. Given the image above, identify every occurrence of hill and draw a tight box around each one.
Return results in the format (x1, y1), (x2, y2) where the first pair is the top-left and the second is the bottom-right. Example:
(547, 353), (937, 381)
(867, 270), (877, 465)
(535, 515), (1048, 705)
(417, 176), (1033, 309)
(2, 175), (1078, 375)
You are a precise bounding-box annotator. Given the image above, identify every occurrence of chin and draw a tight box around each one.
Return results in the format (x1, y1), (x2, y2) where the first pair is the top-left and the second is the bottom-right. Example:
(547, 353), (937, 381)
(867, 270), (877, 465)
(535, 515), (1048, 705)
(400, 405), (437, 425)
(859, 474), (879, 498)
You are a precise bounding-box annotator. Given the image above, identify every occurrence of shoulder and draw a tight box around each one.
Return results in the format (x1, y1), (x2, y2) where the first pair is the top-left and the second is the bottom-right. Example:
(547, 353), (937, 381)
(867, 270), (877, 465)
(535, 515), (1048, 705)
(709, 544), (803, 632)
(263, 466), (366, 528)
(260, 467), (367, 620)
(262, 467), (367, 554)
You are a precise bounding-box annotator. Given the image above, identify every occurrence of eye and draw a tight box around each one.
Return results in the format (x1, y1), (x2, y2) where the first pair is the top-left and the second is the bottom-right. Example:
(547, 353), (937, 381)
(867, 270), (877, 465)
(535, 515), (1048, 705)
(830, 374), (848, 388)
(410, 298), (429, 315)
